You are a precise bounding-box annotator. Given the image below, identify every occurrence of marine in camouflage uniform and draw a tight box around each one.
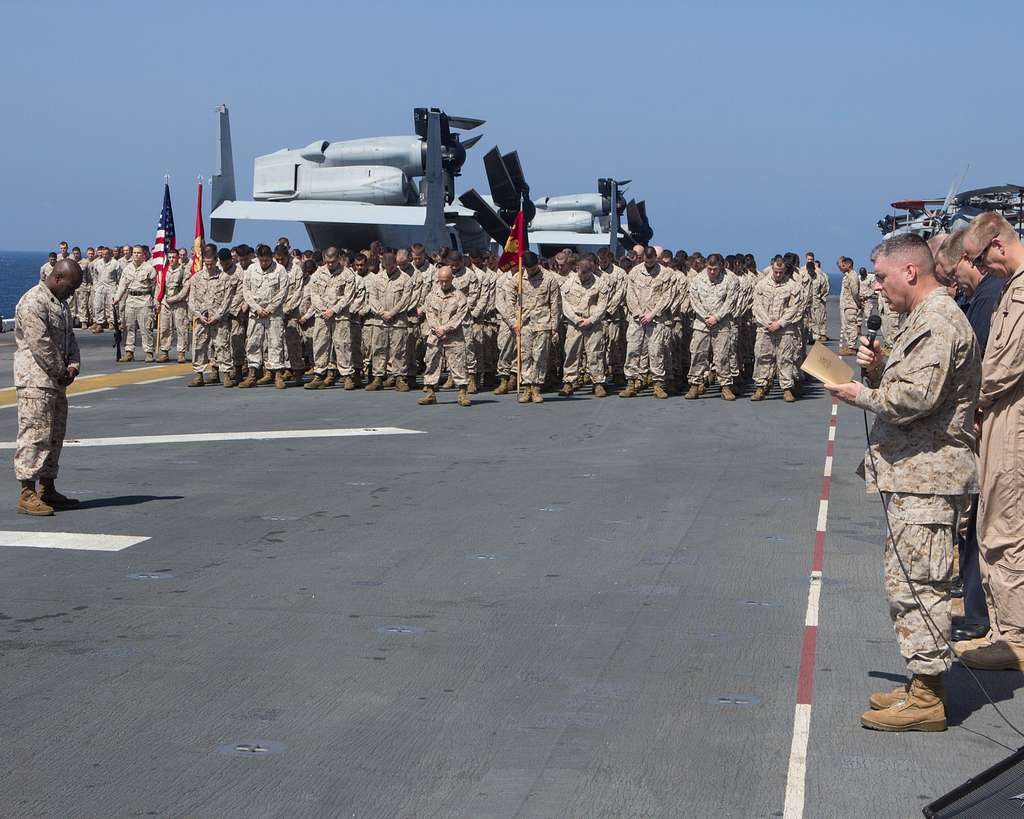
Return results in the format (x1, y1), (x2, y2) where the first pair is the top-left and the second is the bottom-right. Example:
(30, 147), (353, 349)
(686, 254), (739, 400)
(750, 262), (804, 402)
(14, 262), (83, 516)
(830, 235), (980, 732)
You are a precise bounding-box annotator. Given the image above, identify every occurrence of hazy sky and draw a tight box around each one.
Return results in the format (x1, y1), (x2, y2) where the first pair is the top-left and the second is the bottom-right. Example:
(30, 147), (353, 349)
(2, 0), (1020, 273)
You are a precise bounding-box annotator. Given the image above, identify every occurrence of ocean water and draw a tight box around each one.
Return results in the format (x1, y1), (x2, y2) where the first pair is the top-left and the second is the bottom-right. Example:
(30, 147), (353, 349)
(0, 250), (47, 319)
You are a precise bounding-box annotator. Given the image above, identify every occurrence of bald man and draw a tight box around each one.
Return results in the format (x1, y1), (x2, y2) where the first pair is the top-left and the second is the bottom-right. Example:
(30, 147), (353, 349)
(14, 260), (83, 516)
(955, 213), (1024, 672)
(827, 233), (980, 732)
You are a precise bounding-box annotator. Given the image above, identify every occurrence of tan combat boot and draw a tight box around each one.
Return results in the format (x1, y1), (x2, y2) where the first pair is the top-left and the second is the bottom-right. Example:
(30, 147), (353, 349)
(653, 382), (669, 399)
(257, 368), (274, 386)
(39, 479), (79, 509)
(957, 639), (1024, 671)
(323, 370), (337, 387)
(750, 386), (767, 401)
(518, 385), (532, 404)
(721, 385), (736, 401)
(418, 387), (437, 406)
(155, 350), (169, 363)
(619, 379), (638, 398)
(457, 386), (471, 407)
(395, 376), (411, 393)
(593, 383), (607, 398)
(274, 370), (287, 389)
(861, 674), (946, 732)
(684, 384), (701, 400)
(91, 323), (103, 334)
(205, 370), (221, 385)
(304, 375), (323, 390)
(177, 352), (187, 364)
(468, 375), (478, 394)
(383, 375), (396, 388)
(18, 484), (54, 516)
(365, 376), (383, 391)
(144, 352), (155, 363)
(188, 373), (205, 387)
(783, 389), (796, 402)
(222, 369), (236, 388)
(494, 376), (510, 395)
(558, 382), (574, 397)
(343, 375), (356, 390)
(237, 367), (258, 389)
(530, 385), (544, 404)
(442, 373), (455, 390)
(119, 350), (134, 363)
(868, 682), (909, 711)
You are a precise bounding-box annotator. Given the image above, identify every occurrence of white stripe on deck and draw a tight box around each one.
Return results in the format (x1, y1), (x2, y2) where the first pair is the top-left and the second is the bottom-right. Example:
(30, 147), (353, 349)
(134, 375), (186, 385)
(823, 456), (833, 477)
(827, 426), (836, 441)
(0, 531), (149, 552)
(783, 704), (812, 819)
(804, 574), (822, 627)
(816, 499), (828, 532)
(0, 427), (424, 449)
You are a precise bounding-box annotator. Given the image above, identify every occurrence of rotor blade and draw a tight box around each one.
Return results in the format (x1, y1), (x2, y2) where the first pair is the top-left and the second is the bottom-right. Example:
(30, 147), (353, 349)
(447, 116), (485, 131)
(461, 134), (483, 151)
(625, 200), (643, 234)
(940, 165), (970, 214)
(459, 188), (511, 245)
(484, 147), (519, 211)
(502, 151), (530, 198)
(637, 200), (649, 225)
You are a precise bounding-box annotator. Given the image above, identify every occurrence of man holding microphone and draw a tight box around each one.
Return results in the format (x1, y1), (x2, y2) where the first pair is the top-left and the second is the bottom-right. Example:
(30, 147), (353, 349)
(826, 234), (981, 733)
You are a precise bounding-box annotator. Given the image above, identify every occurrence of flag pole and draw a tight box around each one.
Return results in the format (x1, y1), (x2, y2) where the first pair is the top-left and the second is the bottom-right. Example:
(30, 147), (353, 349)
(516, 252), (523, 400)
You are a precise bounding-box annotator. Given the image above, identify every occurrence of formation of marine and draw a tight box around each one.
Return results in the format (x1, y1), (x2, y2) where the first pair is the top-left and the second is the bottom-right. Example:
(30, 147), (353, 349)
(44, 239), (837, 405)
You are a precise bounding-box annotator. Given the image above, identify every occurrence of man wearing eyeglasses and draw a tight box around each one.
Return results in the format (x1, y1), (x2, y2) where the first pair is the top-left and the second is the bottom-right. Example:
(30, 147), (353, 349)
(955, 213), (1024, 673)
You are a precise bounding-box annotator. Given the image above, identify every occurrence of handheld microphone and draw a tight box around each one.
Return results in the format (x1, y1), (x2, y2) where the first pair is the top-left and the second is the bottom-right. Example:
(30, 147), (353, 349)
(862, 311), (882, 378)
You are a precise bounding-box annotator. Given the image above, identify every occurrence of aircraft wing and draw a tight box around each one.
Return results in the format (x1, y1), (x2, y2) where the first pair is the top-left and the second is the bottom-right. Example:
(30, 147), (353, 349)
(529, 230), (612, 247)
(211, 200), (428, 227)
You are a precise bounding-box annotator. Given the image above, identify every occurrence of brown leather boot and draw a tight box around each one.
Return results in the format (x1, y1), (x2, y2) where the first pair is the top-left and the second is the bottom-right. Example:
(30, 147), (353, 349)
(750, 386), (767, 401)
(383, 375), (396, 388)
(868, 682), (909, 711)
(593, 383), (607, 397)
(18, 484), (54, 516)
(861, 674), (946, 732)
(957, 638), (1024, 671)
(238, 367), (258, 388)
(274, 370), (287, 389)
(518, 385), (532, 403)
(619, 379), (638, 398)
(530, 385), (544, 404)
(442, 374), (455, 390)
(144, 352), (155, 363)
(457, 386), (471, 407)
(257, 368), (274, 386)
(188, 373), (205, 387)
(653, 382), (668, 399)
(304, 375), (323, 390)
(177, 352), (186, 363)
(39, 479), (79, 509)
(783, 388), (796, 402)
(155, 351), (169, 363)
(494, 376), (509, 395)
(343, 375), (356, 390)
(119, 350), (134, 363)
(418, 387), (437, 405)
(365, 376), (383, 391)
(205, 370), (221, 385)
(467, 375), (478, 394)
(558, 382), (574, 397)
(222, 369), (236, 388)
(395, 376), (411, 392)
(684, 384), (700, 400)
(721, 385), (737, 401)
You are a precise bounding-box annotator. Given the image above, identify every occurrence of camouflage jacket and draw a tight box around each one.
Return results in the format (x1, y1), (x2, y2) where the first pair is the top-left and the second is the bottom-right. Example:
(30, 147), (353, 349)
(853, 286), (981, 494)
(14, 283), (80, 390)
(752, 274), (804, 331)
(424, 285), (469, 337)
(561, 273), (609, 325)
(242, 261), (289, 314)
(625, 263), (675, 324)
(690, 269), (739, 329)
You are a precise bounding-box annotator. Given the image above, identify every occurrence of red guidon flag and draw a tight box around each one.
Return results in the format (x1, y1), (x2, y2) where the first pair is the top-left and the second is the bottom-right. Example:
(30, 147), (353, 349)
(497, 209), (525, 270)
(152, 182), (176, 301)
(191, 180), (204, 276)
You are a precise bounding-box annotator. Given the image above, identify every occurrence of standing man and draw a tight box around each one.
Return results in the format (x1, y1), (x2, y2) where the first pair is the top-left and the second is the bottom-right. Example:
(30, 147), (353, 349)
(14, 260), (83, 515)
(239, 245), (289, 389)
(620, 248), (675, 399)
(185, 245), (238, 387)
(366, 251), (416, 392)
(38, 252), (57, 282)
(826, 234), (980, 732)
(303, 247), (359, 390)
(559, 255), (609, 398)
(157, 248), (191, 363)
(807, 257), (830, 342)
(113, 244), (157, 362)
(956, 214), (1024, 671)
(418, 266), (471, 407)
(516, 251), (562, 404)
(90, 246), (120, 331)
(686, 253), (739, 400)
(750, 258), (803, 402)
(71, 247), (92, 328)
(597, 248), (628, 386)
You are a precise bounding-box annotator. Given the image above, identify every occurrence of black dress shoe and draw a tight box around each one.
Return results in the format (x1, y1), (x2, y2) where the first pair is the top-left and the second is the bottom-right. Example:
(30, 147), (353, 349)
(950, 576), (964, 599)
(952, 623), (989, 642)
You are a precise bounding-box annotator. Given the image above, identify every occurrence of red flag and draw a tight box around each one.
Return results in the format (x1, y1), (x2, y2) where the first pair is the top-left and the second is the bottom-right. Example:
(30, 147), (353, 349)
(497, 209), (524, 270)
(191, 180), (204, 276)
(153, 182), (176, 301)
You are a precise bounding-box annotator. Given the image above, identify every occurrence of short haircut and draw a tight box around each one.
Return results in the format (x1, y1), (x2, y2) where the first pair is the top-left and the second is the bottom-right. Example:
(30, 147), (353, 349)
(522, 250), (539, 267)
(644, 246), (658, 260)
(48, 252), (57, 259)
(203, 244), (218, 259)
(217, 248), (233, 263)
(707, 253), (724, 265)
(935, 229), (966, 272)
(411, 243), (425, 252)
(256, 244), (272, 258)
(302, 259), (317, 274)
(870, 233), (935, 276)
(966, 211), (1016, 247)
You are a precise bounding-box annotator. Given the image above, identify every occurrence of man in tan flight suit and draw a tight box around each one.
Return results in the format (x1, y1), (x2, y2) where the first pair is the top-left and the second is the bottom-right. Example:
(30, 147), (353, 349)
(366, 251), (416, 392)
(90, 246), (120, 331)
(597, 249), (628, 386)
(71, 247), (93, 328)
(14, 260), (83, 516)
(956, 213), (1024, 671)
(238, 245), (289, 389)
(827, 233), (980, 733)
(113, 244), (157, 362)
(620, 247), (675, 399)
(418, 266), (471, 407)
(559, 256), (609, 398)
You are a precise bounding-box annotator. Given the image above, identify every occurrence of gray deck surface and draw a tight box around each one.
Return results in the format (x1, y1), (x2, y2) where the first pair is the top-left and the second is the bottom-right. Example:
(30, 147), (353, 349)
(0, 305), (1017, 818)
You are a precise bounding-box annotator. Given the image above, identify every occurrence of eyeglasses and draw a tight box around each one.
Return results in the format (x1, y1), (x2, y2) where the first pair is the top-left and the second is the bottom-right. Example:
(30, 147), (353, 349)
(971, 237), (996, 269)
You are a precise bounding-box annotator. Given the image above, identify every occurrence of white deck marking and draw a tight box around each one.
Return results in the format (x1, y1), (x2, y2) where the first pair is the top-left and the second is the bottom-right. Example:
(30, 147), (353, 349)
(827, 426), (836, 441)
(0, 427), (424, 449)
(783, 704), (812, 819)
(815, 499), (828, 532)
(804, 575), (822, 627)
(0, 531), (149, 552)
(134, 376), (186, 385)
(823, 456), (833, 477)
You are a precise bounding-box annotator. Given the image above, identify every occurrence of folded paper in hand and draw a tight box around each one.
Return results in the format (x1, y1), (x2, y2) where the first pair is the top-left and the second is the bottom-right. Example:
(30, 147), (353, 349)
(800, 342), (854, 385)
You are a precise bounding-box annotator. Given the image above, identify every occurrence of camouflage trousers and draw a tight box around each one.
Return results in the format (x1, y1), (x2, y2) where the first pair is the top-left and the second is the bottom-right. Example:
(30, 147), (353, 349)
(312, 316), (356, 376)
(882, 492), (966, 676)
(123, 300), (155, 353)
(519, 328), (552, 385)
(15, 387), (68, 481)
(74, 286), (92, 326)
(284, 315), (306, 371)
(371, 325), (410, 378)
(753, 328), (800, 390)
(424, 331), (467, 387)
(839, 299), (862, 349)
(245, 313), (286, 371)
(362, 322), (378, 374)
(192, 319), (232, 374)
(624, 320), (669, 380)
(496, 322), (516, 377)
(563, 323), (606, 384)
(158, 305), (190, 354)
(606, 314), (626, 376)
(810, 300), (828, 340)
(92, 284), (115, 326)
(689, 320), (736, 387)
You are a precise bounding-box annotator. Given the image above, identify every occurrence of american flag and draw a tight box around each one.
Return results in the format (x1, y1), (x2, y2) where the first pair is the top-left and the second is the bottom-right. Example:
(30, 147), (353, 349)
(153, 182), (176, 301)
